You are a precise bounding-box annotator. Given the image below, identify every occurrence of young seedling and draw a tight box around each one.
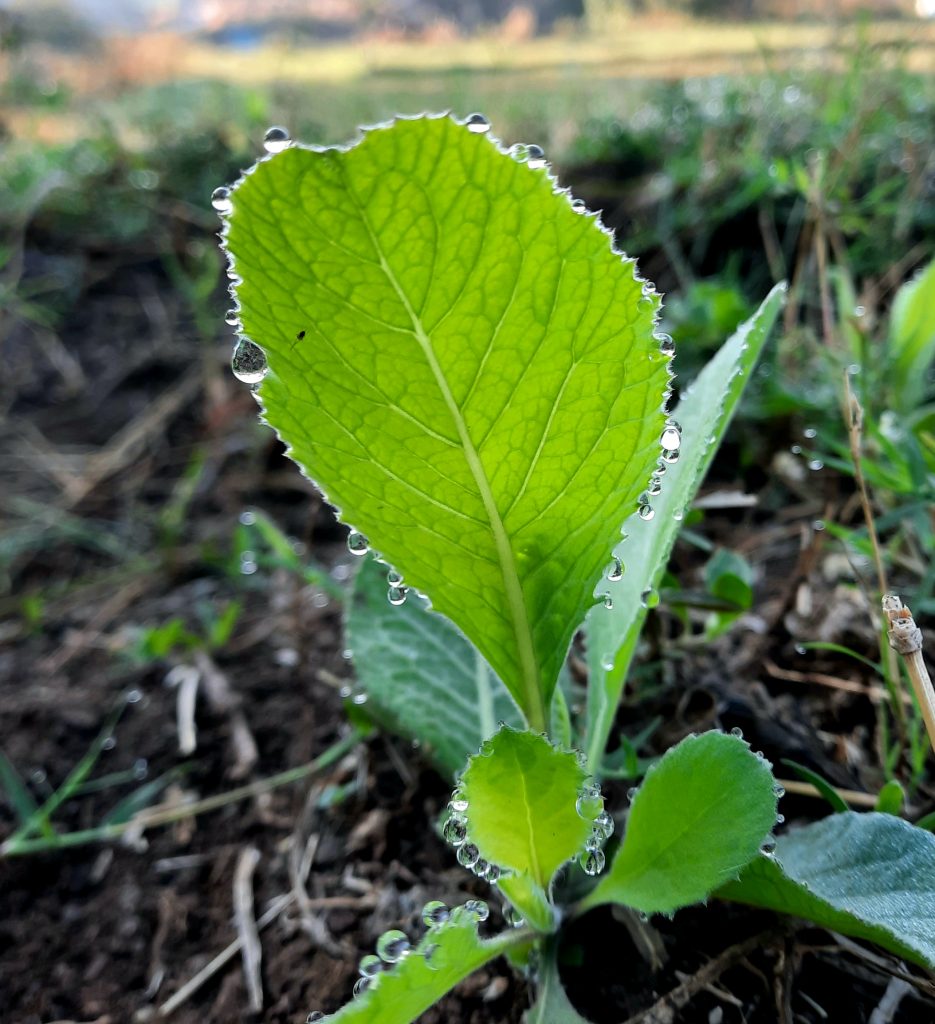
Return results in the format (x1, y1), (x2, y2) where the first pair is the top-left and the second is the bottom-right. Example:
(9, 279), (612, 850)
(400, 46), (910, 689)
(218, 115), (935, 1022)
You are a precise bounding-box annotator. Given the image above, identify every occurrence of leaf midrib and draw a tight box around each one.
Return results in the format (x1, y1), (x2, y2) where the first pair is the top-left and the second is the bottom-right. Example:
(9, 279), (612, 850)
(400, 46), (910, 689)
(339, 158), (546, 731)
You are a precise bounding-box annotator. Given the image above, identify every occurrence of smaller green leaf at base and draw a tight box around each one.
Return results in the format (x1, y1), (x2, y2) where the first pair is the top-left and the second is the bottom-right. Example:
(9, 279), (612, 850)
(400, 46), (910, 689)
(317, 904), (525, 1024)
(717, 812), (935, 970)
(581, 731), (777, 915)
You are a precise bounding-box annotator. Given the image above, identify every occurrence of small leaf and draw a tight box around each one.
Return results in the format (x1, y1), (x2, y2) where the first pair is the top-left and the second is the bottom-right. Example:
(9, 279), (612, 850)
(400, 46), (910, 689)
(224, 114), (669, 731)
(584, 285), (785, 771)
(718, 812), (935, 969)
(346, 557), (521, 777)
(0, 749), (50, 837)
(318, 904), (525, 1023)
(874, 779), (904, 816)
(781, 759), (849, 813)
(581, 732), (777, 915)
(459, 726), (591, 891)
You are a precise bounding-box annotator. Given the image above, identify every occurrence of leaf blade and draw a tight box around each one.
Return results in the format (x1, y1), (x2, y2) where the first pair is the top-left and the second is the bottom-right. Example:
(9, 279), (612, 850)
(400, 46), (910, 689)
(718, 812), (935, 969)
(225, 115), (668, 728)
(582, 731), (777, 915)
(584, 285), (785, 771)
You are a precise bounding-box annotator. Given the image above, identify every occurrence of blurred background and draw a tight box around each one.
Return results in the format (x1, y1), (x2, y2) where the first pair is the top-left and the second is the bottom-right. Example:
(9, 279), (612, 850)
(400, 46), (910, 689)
(2, 1), (935, 1022)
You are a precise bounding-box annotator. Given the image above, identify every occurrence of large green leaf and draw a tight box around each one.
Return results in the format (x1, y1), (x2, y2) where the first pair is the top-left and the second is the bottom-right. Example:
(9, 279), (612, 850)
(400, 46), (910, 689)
(889, 259), (935, 410)
(346, 557), (521, 778)
(581, 732), (777, 915)
(223, 115), (669, 731)
(317, 903), (526, 1023)
(584, 285), (785, 771)
(718, 812), (935, 970)
(459, 727), (592, 891)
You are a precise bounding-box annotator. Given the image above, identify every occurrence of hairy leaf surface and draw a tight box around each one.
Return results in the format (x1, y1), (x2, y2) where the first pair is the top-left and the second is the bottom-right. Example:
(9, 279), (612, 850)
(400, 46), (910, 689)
(584, 285), (785, 770)
(347, 558), (521, 777)
(581, 732), (777, 914)
(224, 115), (668, 729)
(718, 812), (935, 969)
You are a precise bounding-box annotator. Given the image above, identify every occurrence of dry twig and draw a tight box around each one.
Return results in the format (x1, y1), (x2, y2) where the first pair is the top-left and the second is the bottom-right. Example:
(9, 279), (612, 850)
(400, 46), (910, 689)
(883, 595), (935, 755)
(233, 847), (264, 1013)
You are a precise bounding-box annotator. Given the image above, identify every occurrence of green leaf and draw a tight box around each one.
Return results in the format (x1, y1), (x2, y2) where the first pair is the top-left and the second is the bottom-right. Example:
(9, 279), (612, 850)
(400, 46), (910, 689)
(874, 779), (904, 816)
(459, 727), (592, 892)
(888, 259), (935, 410)
(781, 759), (849, 813)
(581, 732), (777, 915)
(718, 812), (935, 969)
(318, 903), (527, 1023)
(224, 115), (669, 732)
(346, 557), (522, 778)
(584, 285), (785, 771)
(0, 749), (52, 839)
(524, 938), (593, 1024)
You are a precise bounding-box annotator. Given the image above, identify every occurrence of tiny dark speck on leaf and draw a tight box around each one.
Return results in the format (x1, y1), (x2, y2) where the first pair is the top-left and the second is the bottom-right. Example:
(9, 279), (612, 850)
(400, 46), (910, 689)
(297, 330), (306, 340)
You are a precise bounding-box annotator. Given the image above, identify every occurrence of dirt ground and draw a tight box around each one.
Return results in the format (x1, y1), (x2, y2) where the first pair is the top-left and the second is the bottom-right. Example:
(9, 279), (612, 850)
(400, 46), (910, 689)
(2, 237), (935, 1022)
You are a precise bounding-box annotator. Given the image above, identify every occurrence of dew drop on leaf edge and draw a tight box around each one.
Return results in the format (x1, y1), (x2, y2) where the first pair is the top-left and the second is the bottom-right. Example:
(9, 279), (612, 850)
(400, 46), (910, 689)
(231, 338), (268, 385)
(347, 530), (369, 556)
(359, 953), (383, 978)
(376, 929), (411, 963)
(640, 588), (659, 609)
(263, 125), (292, 153)
(581, 849), (605, 876)
(211, 186), (232, 213)
(607, 557), (624, 582)
(422, 900), (450, 928)
(463, 898), (489, 922)
(465, 112), (491, 133)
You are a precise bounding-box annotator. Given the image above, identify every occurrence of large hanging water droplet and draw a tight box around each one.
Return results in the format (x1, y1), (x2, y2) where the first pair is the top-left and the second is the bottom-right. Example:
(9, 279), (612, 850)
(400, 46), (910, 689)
(422, 900), (450, 928)
(442, 815), (467, 847)
(576, 787), (603, 822)
(263, 125), (292, 153)
(463, 898), (489, 922)
(347, 531), (369, 556)
(457, 842), (480, 869)
(526, 144), (547, 169)
(593, 809), (615, 840)
(376, 929), (411, 963)
(387, 584), (408, 606)
(607, 557), (624, 582)
(211, 186), (232, 214)
(638, 503), (655, 521)
(232, 338), (268, 385)
(465, 112), (490, 134)
(580, 849), (605, 876)
(359, 954), (383, 978)
(660, 424), (682, 452)
(640, 588), (660, 609)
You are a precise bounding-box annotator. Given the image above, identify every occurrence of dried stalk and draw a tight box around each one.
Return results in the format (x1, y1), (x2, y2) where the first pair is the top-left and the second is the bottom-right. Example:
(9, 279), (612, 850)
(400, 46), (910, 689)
(883, 595), (935, 756)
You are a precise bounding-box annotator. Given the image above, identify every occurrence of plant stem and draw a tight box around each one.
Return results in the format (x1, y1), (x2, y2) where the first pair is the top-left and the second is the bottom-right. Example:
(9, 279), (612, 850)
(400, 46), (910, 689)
(883, 596), (935, 757)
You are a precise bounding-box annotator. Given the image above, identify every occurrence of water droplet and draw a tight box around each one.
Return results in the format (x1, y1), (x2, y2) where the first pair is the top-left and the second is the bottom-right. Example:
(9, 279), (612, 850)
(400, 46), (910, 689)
(102, 735), (116, 751)
(457, 842), (480, 869)
(211, 186), (232, 214)
(655, 459), (667, 476)
(240, 552), (258, 575)
(484, 863), (501, 883)
(585, 834), (601, 852)
(463, 898), (489, 922)
(790, 444), (802, 455)
(387, 584), (408, 606)
(580, 849), (605, 876)
(347, 531), (369, 556)
(813, 520), (825, 532)
(730, 726), (744, 738)
(626, 786), (638, 802)
(602, 594), (614, 610)
(760, 837), (777, 856)
(854, 305), (866, 317)
(263, 125), (291, 153)
(662, 448), (680, 464)
(133, 757), (149, 780)
(353, 977), (370, 997)
(224, 308), (239, 326)
(232, 338), (268, 385)
(673, 510), (683, 522)
(526, 144), (547, 169)
(423, 942), (443, 970)
(755, 750), (766, 761)
(351, 692), (368, 706)
(660, 425), (681, 452)
(387, 569), (404, 586)
(239, 509), (256, 526)
(465, 112), (490, 134)
(638, 912), (649, 923)
(774, 784), (786, 798)
(449, 791), (469, 813)
(807, 459), (824, 472)
(359, 954), (383, 977)
(576, 788), (603, 821)
(422, 900), (450, 928)
(647, 476), (662, 496)
(794, 644), (806, 655)
(376, 929), (411, 963)
(776, 813), (785, 825)
(571, 198), (587, 214)
(640, 588), (659, 609)
(803, 427), (817, 439)
(607, 557), (624, 582)
(600, 653), (614, 671)
(847, 363), (861, 376)
(125, 689), (143, 704)
(442, 815), (467, 847)
(504, 904), (525, 927)
(472, 857), (489, 877)
(307, 1013), (325, 1023)
(509, 143), (529, 162)
(658, 334), (675, 356)
(594, 810), (615, 839)
(638, 503), (655, 521)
